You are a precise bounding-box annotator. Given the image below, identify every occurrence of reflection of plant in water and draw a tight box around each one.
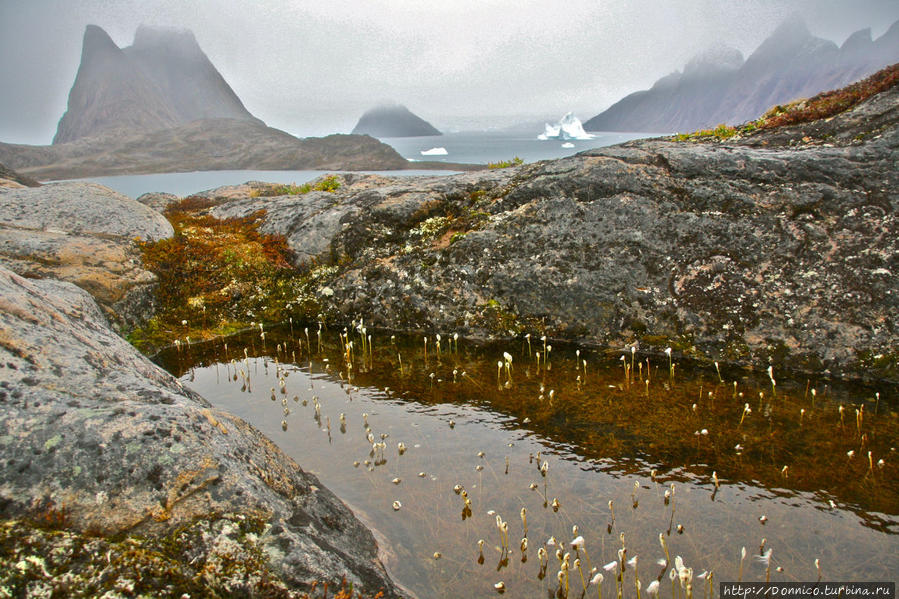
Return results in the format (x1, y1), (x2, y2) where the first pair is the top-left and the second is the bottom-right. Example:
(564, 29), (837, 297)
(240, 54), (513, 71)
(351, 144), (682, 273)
(155, 325), (898, 597)
(166, 326), (898, 520)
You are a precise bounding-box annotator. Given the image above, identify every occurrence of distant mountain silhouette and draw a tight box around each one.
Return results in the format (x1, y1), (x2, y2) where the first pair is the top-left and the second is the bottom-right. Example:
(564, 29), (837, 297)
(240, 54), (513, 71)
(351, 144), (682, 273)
(584, 16), (899, 133)
(53, 24), (262, 143)
(351, 104), (441, 137)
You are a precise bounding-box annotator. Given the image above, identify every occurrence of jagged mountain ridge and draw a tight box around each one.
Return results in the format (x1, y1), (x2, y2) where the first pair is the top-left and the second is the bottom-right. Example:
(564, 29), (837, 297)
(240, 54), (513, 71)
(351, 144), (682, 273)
(53, 24), (261, 144)
(584, 17), (899, 133)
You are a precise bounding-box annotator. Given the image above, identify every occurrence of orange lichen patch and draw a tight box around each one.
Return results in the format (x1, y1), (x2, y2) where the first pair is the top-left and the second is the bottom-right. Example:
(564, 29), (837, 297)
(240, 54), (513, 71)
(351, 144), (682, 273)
(200, 408), (230, 435)
(0, 328), (34, 362)
(433, 228), (459, 250)
(151, 456), (221, 522)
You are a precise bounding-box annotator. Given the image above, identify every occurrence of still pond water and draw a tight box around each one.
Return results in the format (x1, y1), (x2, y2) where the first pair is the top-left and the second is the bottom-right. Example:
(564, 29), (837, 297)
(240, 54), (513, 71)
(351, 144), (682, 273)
(156, 326), (898, 598)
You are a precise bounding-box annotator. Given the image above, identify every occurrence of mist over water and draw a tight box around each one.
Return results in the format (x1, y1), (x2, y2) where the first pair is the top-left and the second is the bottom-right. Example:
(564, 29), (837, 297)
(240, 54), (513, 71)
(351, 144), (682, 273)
(2, 0), (898, 144)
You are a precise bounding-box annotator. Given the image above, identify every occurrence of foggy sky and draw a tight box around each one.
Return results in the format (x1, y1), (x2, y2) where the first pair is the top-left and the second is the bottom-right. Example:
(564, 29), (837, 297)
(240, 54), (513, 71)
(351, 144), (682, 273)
(1, 0), (898, 144)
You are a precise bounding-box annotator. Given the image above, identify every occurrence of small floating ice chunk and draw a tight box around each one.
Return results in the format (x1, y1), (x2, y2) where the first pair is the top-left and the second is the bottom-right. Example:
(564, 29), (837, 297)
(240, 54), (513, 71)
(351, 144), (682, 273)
(420, 147), (448, 156)
(561, 142), (575, 148)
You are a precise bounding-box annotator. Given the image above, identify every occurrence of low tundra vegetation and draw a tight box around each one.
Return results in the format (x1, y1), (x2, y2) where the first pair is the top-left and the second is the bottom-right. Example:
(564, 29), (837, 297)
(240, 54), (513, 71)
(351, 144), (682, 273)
(487, 156), (524, 169)
(251, 174), (341, 197)
(129, 197), (325, 352)
(674, 63), (899, 142)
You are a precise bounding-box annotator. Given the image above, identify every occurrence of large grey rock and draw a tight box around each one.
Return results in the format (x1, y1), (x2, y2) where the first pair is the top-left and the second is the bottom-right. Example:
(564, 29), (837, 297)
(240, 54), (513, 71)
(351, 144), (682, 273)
(0, 182), (173, 331)
(0, 265), (403, 597)
(0, 182), (172, 241)
(136, 191), (181, 213)
(211, 171), (513, 265)
(232, 84), (899, 380)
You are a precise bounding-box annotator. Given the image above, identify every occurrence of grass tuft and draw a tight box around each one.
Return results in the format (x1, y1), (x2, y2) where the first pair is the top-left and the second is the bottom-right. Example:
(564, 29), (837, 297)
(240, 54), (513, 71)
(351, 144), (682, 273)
(251, 175), (341, 197)
(487, 157), (524, 169)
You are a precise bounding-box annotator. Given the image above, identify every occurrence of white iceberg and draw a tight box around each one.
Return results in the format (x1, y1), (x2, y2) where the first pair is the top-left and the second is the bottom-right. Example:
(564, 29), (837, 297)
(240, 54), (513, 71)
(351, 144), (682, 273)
(538, 112), (594, 141)
(420, 147), (448, 156)
(561, 142), (575, 148)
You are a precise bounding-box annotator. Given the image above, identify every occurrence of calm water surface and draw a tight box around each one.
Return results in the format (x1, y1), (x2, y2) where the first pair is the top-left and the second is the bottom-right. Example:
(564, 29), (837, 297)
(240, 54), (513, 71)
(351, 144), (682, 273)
(156, 327), (898, 598)
(385, 130), (654, 165)
(62, 130), (653, 198)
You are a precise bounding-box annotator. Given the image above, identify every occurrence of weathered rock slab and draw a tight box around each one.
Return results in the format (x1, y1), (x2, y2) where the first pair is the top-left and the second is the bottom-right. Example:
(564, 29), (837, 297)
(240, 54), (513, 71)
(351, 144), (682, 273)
(0, 182), (173, 331)
(0, 265), (403, 597)
(0, 182), (172, 241)
(136, 191), (181, 213)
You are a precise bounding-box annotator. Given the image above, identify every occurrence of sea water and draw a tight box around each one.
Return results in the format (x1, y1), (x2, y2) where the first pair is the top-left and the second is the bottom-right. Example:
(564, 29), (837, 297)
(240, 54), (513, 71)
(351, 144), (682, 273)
(388, 129), (653, 165)
(65, 130), (656, 198)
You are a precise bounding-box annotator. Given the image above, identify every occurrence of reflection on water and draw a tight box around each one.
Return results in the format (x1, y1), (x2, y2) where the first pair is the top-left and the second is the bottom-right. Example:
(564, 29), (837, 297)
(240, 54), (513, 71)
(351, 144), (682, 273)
(156, 326), (899, 598)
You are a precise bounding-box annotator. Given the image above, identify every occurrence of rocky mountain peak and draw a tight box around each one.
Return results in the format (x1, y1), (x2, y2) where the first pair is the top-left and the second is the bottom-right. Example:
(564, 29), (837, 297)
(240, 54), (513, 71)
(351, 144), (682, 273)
(351, 104), (441, 137)
(53, 24), (261, 144)
(132, 24), (199, 50)
(842, 27), (873, 52)
(81, 23), (121, 57)
(584, 15), (899, 134)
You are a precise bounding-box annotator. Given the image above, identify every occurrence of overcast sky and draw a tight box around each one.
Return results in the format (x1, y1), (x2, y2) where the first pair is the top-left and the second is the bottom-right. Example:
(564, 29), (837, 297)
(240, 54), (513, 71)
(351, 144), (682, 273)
(1, 0), (898, 144)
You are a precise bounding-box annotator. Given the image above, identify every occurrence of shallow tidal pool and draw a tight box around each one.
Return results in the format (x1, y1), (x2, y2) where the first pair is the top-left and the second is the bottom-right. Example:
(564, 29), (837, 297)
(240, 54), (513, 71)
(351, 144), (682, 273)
(155, 325), (899, 598)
